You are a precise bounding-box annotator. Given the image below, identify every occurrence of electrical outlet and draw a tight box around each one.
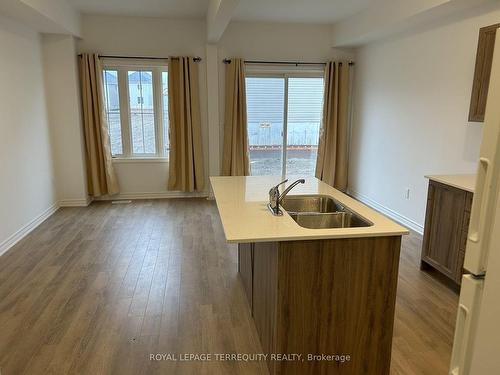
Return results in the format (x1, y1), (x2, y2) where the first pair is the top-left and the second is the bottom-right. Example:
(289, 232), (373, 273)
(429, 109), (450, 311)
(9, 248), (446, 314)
(405, 188), (410, 200)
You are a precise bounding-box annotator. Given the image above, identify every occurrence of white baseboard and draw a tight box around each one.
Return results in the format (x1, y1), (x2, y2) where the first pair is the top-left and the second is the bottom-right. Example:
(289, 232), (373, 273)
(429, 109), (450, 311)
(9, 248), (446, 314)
(348, 189), (424, 235)
(59, 197), (92, 207)
(97, 191), (209, 200)
(0, 203), (59, 257)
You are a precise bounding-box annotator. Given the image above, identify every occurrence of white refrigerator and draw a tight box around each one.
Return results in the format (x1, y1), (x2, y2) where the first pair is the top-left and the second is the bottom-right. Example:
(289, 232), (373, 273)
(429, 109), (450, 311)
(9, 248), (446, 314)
(449, 30), (500, 374)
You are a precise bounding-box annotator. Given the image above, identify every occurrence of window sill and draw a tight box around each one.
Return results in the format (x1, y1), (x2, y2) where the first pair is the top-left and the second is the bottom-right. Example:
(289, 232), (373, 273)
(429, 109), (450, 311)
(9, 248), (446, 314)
(112, 157), (169, 164)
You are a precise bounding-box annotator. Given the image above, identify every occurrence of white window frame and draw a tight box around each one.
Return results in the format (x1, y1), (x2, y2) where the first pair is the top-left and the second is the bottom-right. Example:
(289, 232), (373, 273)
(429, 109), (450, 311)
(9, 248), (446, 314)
(245, 66), (325, 176)
(102, 58), (169, 160)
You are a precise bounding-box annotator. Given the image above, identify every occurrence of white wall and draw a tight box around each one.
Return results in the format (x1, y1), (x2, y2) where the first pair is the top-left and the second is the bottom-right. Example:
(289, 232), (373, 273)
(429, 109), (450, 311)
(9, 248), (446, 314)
(349, 9), (500, 233)
(21, 0), (81, 35)
(219, 21), (345, 61)
(42, 34), (88, 206)
(0, 16), (58, 254)
(78, 15), (209, 197)
(0, 0), (81, 36)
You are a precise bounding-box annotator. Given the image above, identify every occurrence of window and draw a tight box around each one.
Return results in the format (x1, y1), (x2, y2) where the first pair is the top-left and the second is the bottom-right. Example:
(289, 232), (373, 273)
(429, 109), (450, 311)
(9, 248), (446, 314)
(161, 71), (169, 155)
(286, 77), (324, 176)
(102, 61), (169, 158)
(128, 70), (155, 154)
(246, 73), (324, 176)
(102, 70), (122, 156)
(246, 77), (285, 176)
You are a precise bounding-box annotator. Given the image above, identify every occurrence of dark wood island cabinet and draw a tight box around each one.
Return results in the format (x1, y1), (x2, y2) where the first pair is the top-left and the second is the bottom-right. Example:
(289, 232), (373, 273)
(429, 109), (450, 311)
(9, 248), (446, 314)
(211, 175), (408, 375)
(238, 236), (402, 375)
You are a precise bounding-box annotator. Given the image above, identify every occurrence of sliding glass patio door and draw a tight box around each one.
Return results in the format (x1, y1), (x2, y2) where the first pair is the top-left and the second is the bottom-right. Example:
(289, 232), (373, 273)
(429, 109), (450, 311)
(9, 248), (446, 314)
(245, 74), (324, 177)
(246, 77), (285, 176)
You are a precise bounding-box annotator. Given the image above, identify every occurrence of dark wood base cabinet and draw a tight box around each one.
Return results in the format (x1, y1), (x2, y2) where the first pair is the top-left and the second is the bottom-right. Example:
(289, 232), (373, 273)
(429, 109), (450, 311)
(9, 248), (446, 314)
(421, 180), (473, 285)
(238, 236), (402, 375)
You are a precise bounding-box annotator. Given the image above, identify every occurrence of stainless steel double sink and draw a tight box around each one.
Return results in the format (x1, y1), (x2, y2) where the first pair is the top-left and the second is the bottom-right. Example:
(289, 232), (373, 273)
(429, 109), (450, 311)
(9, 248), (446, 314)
(281, 195), (372, 229)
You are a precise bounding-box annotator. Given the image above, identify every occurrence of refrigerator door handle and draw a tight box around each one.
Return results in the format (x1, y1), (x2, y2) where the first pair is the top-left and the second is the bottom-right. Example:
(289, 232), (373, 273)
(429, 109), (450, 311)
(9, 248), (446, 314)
(450, 303), (470, 375)
(466, 157), (492, 274)
(469, 157), (490, 244)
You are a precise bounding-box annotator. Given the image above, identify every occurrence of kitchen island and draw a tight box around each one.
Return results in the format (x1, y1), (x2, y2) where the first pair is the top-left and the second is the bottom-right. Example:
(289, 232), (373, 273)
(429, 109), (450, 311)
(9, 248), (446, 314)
(211, 176), (409, 375)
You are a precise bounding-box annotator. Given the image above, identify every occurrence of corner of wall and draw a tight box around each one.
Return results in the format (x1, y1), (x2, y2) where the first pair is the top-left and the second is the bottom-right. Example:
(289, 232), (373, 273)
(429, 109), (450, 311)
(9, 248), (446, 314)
(41, 33), (89, 205)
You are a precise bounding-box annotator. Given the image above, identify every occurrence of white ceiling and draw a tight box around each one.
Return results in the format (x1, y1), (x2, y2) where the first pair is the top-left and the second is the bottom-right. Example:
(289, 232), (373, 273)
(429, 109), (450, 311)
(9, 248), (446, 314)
(68, 0), (372, 24)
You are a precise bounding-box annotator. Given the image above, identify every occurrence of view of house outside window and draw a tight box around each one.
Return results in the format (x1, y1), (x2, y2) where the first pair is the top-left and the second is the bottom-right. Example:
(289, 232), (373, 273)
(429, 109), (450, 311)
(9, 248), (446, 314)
(102, 66), (169, 158)
(102, 69), (122, 156)
(127, 70), (156, 154)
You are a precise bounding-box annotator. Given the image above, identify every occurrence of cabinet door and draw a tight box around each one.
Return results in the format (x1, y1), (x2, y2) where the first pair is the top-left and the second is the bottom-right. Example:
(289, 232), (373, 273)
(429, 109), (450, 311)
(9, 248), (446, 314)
(422, 181), (466, 281)
(238, 243), (253, 308)
(252, 242), (278, 372)
(469, 23), (500, 122)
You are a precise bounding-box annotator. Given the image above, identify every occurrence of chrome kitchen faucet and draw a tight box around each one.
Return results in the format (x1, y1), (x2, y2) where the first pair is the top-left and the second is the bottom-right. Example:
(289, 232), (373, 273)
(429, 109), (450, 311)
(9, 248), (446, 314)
(268, 178), (306, 216)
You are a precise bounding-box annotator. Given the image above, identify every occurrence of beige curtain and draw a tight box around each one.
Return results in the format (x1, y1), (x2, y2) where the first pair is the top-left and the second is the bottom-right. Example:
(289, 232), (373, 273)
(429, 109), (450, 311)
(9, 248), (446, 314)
(167, 57), (205, 192)
(79, 53), (119, 197)
(315, 61), (351, 191)
(222, 58), (250, 176)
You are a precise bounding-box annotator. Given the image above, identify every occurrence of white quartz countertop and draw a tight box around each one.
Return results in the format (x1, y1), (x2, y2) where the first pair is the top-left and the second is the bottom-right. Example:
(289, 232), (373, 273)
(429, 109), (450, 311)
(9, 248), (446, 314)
(425, 174), (476, 193)
(210, 176), (409, 243)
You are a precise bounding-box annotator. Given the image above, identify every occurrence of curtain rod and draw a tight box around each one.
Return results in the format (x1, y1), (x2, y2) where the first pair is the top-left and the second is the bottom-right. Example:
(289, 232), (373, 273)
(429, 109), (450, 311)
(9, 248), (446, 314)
(222, 58), (354, 66)
(77, 54), (202, 62)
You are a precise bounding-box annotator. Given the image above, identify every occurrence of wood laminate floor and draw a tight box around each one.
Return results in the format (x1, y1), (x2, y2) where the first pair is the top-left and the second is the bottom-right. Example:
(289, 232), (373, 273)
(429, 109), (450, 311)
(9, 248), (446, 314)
(0, 199), (458, 375)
